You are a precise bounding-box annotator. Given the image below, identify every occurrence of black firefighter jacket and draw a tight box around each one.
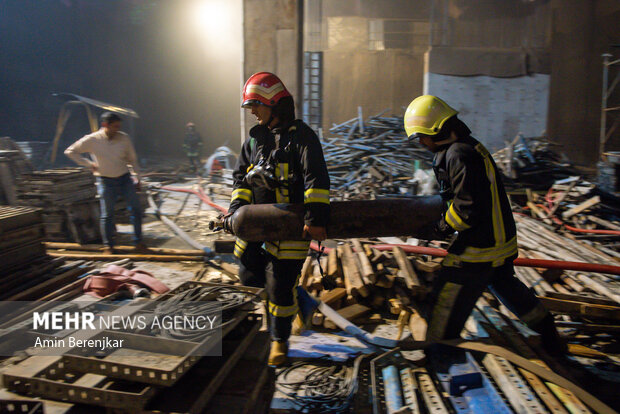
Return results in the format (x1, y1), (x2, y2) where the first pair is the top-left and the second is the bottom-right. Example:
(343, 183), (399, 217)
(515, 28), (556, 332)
(432, 135), (517, 268)
(229, 120), (330, 260)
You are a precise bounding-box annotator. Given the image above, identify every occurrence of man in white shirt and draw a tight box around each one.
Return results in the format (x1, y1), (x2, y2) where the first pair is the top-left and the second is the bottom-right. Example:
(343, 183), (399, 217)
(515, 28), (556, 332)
(65, 112), (145, 254)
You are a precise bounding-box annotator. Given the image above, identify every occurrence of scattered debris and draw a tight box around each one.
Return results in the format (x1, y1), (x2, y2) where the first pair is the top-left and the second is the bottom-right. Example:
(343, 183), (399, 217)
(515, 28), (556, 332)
(322, 111), (433, 199)
(493, 133), (581, 190)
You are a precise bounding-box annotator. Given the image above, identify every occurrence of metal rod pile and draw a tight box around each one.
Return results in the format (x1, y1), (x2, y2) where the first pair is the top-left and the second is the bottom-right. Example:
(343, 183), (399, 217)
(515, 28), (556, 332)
(321, 109), (432, 200)
(493, 133), (579, 190)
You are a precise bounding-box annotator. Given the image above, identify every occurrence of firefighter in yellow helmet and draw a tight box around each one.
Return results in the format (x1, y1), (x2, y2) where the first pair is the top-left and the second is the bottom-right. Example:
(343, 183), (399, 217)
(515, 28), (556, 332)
(405, 95), (565, 356)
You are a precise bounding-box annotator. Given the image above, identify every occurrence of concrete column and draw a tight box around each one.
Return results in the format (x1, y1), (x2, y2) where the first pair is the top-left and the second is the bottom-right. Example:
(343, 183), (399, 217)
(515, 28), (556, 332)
(242, 0), (301, 142)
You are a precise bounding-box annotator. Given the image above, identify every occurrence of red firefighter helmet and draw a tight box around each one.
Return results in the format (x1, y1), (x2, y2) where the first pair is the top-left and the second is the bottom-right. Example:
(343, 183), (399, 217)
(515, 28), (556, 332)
(241, 72), (291, 108)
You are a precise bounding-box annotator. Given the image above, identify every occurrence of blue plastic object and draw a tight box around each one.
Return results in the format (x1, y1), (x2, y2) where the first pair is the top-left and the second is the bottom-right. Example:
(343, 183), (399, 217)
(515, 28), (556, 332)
(296, 286), (319, 321)
(382, 365), (404, 414)
(430, 345), (512, 414)
(448, 361), (483, 395)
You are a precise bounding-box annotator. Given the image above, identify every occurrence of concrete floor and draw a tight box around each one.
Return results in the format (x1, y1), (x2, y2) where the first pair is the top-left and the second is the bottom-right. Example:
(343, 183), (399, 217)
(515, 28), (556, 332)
(111, 178), (236, 290)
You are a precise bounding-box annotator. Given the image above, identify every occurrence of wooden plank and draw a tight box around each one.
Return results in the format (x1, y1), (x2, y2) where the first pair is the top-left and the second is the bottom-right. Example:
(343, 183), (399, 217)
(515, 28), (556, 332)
(552, 282), (571, 294)
(375, 268), (395, 288)
(47, 252), (204, 261)
(527, 201), (552, 225)
(326, 248), (343, 280)
(561, 275), (585, 292)
(0, 160), (18, 205)
(407, 309), (427, 341)
(548, 178), (579, 217)
(339, 244), (369, 298)
(544, 291), (619, 307)
(323, 304), (371, 329)
(586, 215), (620, 231)
(539, 296), (620, 320)
(369, 247), (389, 265)
(555, 321), (620, 333)
(561, 196), (600, 219)
(5, 265), (93, 301)
(575, 274), (620, 304)
(352, 239), (376, 283)
(45, 242), (206, 256)
(392, 246), (422, 294)
(413, 258), (441, 274)
(299, 256), (314, 290)
(319, 287), (346, 308)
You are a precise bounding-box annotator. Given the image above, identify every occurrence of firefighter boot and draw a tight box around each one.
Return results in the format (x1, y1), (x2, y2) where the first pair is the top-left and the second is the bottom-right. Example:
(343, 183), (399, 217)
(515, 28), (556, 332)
(292, 287), (319, 335)
(268, 341), (288, 366)
(531, 314), (567, 356)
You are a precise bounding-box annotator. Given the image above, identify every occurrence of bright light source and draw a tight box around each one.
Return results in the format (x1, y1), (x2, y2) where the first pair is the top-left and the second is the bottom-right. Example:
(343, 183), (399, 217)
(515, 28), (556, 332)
(191, 0), (230, 38)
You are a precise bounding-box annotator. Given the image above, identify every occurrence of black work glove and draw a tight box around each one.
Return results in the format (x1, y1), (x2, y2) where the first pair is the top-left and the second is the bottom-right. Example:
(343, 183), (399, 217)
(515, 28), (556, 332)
(320, 275), (338, 291)
(416, 219), (454, 241)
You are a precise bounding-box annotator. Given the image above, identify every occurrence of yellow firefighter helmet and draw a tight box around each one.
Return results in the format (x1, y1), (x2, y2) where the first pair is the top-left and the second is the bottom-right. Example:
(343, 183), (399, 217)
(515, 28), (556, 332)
(404, 95), (458, 139)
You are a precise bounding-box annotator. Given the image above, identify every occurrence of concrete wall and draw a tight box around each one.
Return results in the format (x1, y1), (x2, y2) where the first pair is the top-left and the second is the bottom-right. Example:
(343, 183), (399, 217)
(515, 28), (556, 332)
(321, 11), (428, 134)
(242, 0), (300, 143)
(425, 73), (550, 153)
(422, 0), (552, 154)
(547, 0), (620, 166)
(323, 49), (424, 131)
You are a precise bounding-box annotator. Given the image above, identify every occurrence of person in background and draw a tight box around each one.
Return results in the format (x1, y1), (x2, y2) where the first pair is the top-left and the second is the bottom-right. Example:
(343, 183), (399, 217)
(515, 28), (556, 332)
(184, 122), (203, 173)
(65, 112), (145, 254)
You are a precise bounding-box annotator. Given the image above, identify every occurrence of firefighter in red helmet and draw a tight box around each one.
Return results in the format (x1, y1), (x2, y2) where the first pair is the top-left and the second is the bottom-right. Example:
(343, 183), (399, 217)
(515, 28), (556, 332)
(226, 72), (330, 366)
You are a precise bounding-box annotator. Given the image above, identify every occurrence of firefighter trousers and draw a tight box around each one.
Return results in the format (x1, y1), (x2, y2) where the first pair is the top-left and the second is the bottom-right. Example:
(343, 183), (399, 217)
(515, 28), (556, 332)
(426, 261), (563, 354)
(237, 243), (304, 342)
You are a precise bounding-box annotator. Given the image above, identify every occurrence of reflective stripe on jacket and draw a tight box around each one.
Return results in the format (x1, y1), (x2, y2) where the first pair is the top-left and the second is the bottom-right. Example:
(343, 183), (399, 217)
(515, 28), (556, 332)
(229, 119), (330, 260)
(433, 136), (517, 267)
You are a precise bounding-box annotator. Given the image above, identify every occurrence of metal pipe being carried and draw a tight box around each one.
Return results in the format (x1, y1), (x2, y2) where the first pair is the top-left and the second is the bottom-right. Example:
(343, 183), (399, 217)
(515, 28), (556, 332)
(209, 196), (444, 241)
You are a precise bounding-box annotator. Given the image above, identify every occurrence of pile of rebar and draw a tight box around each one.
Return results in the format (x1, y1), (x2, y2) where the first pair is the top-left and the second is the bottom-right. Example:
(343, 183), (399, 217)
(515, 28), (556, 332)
(321, 110), (432, 200)
(493, 134), (579, 190)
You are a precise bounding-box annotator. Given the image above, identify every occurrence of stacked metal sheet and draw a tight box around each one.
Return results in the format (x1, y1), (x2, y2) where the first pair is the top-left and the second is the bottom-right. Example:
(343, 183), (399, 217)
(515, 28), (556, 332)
(16, 168), (100, 243)
(0, 137), (34, 204)
(0, 206), (59, 299)
(321, 112), (433, 200)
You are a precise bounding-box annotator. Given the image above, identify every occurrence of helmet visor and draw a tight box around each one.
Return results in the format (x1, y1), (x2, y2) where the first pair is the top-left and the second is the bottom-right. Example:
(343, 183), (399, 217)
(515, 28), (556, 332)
(241, 99), (266, 109)
(408, 132), (427, 142)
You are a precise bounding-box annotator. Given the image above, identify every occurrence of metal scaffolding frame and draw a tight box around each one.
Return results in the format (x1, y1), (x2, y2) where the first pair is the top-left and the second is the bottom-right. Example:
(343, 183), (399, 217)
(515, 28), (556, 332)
(302, 51), (323, 134)
(600, 53), (620, 159)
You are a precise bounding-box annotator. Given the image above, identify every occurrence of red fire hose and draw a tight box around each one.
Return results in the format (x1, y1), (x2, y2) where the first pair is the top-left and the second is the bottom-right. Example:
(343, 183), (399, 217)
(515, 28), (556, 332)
(530, 203), (620, 236)
(372, 244), (620, 276)
(160, 186), (227, 214)
(311, 242), (620, 275)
